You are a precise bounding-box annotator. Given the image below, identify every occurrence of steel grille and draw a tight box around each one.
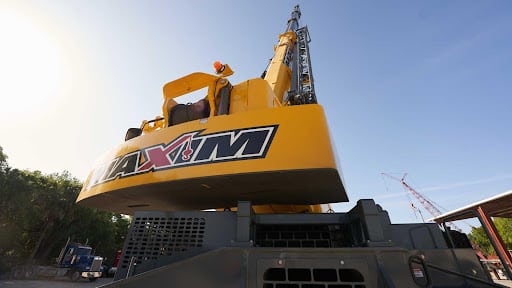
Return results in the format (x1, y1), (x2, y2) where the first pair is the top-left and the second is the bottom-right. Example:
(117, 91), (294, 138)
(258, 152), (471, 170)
(263, 268), (366, 288)
(120, 217), (205, 269)
(91, 257), (102, 271)
(255, 225), (345, 248)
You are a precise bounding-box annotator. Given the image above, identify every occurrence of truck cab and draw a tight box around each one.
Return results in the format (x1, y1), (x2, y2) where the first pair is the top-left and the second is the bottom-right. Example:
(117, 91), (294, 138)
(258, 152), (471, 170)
(58, 243), (103, 281)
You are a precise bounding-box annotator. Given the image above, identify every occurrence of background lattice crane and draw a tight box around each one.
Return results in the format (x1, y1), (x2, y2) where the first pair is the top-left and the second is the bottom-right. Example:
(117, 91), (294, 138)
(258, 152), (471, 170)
(381, 173), (462, 232)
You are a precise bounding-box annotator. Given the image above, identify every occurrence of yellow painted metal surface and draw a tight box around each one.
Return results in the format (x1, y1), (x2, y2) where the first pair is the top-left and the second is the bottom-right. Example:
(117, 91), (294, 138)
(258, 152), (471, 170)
(77, 104), (346, 212)
(263, 31), (296, 103)
(95, 108), (332, 187)
(78, 68), (346, 214)
(229, 78), (278, 114)
(220, 204), (328, 214)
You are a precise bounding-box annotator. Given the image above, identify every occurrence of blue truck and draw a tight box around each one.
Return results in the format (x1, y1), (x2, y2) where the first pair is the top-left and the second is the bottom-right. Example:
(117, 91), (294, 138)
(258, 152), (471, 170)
(13, 240), (103, 281)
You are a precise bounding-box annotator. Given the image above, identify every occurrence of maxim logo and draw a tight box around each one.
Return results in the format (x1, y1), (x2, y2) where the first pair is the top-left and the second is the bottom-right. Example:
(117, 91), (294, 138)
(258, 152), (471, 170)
(85, 125), (278, 189)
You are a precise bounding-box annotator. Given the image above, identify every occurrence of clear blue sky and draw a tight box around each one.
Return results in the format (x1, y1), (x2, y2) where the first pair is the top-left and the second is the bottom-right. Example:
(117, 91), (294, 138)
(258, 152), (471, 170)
(1, 0), (511, 228)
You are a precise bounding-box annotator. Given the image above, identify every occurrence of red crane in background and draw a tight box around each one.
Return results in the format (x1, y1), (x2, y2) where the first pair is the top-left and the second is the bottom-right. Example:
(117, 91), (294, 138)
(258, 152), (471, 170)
(381, 173), (462, 232)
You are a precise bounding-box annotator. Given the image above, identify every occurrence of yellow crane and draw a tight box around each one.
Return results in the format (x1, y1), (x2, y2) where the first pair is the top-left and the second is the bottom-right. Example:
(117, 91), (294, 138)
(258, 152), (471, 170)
(77, 5), (346, 214)
(77, 6), (495, 287)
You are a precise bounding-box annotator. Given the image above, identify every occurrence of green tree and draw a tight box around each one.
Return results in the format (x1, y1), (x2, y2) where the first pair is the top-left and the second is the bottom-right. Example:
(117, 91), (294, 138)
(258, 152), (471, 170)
(468, 217), (512, 256)
(0, 146), (131, 274)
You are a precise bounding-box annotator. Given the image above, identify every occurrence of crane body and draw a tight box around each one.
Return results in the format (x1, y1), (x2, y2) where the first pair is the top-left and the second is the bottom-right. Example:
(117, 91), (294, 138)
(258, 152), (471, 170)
(77, 6), (345, 215)
(78, 6), (497, 287)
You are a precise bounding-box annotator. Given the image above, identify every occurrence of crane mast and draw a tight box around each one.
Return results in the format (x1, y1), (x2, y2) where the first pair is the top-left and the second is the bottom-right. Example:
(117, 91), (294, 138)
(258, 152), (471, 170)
(263, 5), (317, 105)
(291, 25), (317, 105)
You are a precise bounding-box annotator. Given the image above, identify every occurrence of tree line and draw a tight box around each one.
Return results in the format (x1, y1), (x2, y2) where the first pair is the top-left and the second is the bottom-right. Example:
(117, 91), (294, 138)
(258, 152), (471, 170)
(0, 146), (130, 275)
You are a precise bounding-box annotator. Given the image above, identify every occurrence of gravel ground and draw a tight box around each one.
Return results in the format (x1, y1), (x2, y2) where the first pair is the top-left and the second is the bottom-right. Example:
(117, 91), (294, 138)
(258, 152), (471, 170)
(0, 277), (113, 288)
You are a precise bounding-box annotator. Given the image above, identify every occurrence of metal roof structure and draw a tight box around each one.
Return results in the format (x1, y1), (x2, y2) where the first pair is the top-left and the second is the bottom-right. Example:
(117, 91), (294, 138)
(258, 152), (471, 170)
(430, 190), (512, 223)
(429, 190), (512, 280)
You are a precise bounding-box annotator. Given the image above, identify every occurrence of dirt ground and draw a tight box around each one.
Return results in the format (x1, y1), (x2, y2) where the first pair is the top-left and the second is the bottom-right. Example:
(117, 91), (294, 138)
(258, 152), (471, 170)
(0, 277), (113, 288)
